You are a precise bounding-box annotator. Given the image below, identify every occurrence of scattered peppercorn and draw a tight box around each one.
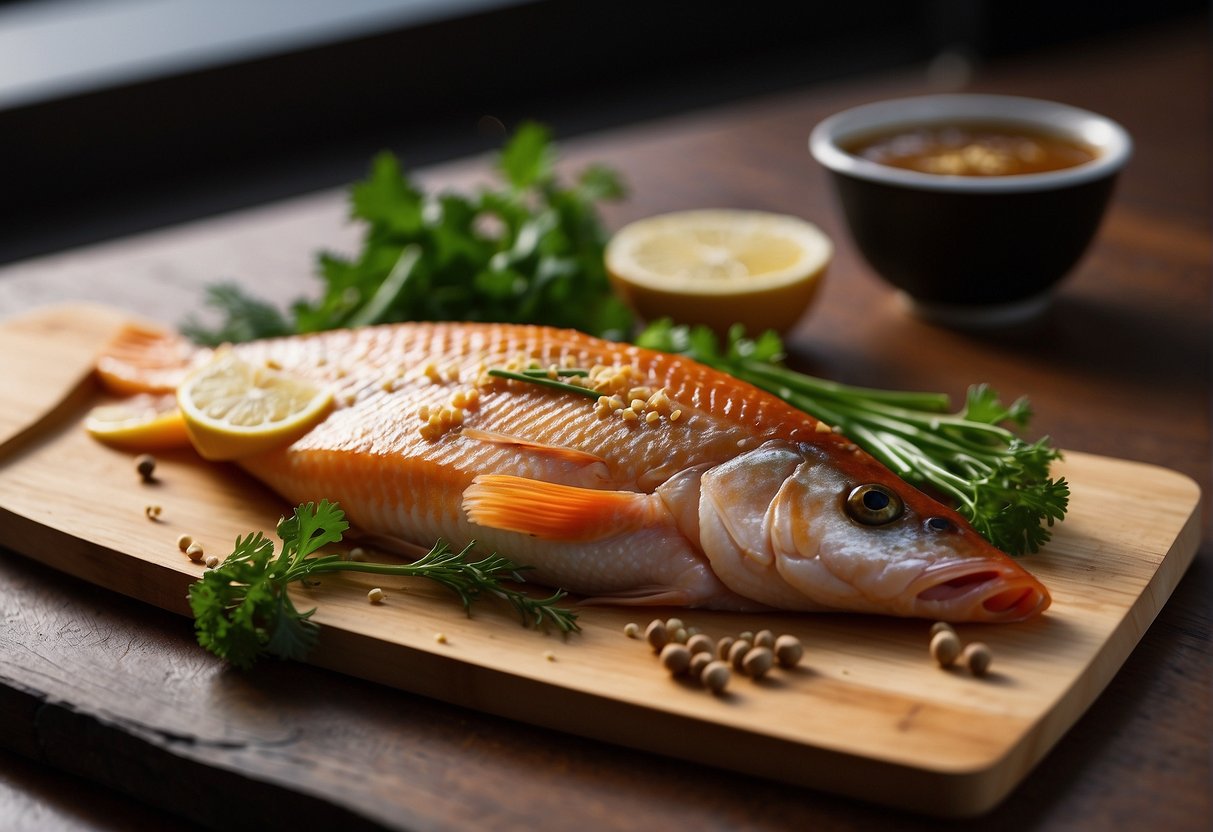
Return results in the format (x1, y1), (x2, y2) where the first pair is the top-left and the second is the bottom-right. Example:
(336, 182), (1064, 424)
(930, 629), (962, 667)
(645, 619), (668, 651)
(774, 634), (804, 668)
(962, 642), (992, 677)
(629, 618), (813, 692)
(175, 534), (193, 552)
(204, 555), (219, 569)
(660, 643), (692, 676)
(135, 454), (156, 481)
(742, 646), (775, 679)
(929, 621), (956, 638)
(701, 660), (731, 694)
(728, 639), (752, 672)
(185, 542), (204, 563)
(367, 587), (385, 604)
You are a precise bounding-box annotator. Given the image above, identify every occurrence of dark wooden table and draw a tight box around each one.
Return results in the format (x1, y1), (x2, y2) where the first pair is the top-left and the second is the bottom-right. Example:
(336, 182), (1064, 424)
(1, 19), (1208, 832)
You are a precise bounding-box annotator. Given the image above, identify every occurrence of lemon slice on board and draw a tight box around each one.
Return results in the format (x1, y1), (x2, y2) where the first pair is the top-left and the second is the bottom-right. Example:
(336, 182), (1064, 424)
(84, 393), (191, 450)
(177, 351), (333, 461)
(605, 209), (833, 335)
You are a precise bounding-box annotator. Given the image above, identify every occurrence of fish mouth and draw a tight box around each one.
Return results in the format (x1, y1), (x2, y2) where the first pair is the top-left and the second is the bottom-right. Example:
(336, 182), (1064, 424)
(913, 565), (1050, 622)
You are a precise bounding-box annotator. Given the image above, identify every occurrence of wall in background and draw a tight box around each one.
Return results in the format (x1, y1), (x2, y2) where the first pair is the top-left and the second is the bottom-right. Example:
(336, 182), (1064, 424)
(0, 0), (1203, 263)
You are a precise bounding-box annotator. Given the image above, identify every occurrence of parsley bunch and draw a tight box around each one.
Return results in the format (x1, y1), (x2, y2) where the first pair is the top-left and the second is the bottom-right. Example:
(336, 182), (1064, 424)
(636, 321), (1069, 555)
(189, 500), (579, 669)
(183, 123), (632, 345)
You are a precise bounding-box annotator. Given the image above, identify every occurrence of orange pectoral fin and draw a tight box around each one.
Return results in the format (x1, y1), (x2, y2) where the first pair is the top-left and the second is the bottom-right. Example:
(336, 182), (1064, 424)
(462, 475), (667, 542)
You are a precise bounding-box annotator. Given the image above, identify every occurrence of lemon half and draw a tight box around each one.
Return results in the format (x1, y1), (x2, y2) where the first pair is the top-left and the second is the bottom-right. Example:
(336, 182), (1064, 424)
(605, 209), (833, 335)
(177, 351), (333, 461)
(85, 393), (191, 450)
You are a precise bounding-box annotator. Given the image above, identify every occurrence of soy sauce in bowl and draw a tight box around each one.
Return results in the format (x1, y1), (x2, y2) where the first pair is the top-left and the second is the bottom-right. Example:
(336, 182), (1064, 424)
(809, 95), (1133, 326)
(845, 122), (1098, 177)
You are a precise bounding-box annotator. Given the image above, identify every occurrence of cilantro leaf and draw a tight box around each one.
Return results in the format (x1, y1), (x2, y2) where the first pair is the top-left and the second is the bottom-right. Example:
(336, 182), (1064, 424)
(498, 122), (555, 189)
(184, 122), (629, 343)
(189, 532), (282, 670)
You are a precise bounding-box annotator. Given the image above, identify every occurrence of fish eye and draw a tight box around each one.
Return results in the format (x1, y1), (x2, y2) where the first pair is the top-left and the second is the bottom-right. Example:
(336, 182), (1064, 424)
(845, 484), (904, 526)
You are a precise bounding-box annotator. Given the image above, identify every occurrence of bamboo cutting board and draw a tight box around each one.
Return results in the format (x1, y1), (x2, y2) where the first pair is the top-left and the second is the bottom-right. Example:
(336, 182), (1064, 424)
(0, 305), (1201, 818)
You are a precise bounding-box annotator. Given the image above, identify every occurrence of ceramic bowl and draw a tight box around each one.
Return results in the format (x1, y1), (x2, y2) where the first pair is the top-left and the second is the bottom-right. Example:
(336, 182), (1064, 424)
(809, 94), (1132, 325)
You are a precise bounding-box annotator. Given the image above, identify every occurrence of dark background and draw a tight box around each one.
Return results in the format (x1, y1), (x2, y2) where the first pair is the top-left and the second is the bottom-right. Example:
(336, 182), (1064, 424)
(0, 0), (1204, 264)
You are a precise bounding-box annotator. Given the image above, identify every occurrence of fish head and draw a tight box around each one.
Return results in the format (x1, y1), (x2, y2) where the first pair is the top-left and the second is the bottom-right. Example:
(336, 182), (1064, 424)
(694, 440), (1050, 621)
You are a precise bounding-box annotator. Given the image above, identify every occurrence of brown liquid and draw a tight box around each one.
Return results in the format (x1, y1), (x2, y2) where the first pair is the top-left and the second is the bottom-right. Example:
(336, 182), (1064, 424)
(845, 121), (1097, 176)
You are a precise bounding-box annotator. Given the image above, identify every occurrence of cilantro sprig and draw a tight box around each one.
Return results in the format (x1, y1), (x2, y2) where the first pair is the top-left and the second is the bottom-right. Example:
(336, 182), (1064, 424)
(636, 321), (1069, 555)
(189, 500), (579, 669)
(183, 122), (633, 345)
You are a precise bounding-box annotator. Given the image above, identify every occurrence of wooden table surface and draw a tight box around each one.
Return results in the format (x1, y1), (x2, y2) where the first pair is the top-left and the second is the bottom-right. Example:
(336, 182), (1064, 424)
(1, 19), (1208, 832)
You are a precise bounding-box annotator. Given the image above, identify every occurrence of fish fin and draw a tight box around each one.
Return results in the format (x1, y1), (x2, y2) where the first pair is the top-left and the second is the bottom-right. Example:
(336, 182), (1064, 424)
(578, 587), (694, 606)
(95, 322), (203, 395)
(460, 428), (607, 468)
(463, 475), (664, 542)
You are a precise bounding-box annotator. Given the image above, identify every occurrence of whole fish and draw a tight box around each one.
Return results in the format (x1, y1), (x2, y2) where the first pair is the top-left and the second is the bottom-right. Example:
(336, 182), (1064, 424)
(97, 321), (1050, 621)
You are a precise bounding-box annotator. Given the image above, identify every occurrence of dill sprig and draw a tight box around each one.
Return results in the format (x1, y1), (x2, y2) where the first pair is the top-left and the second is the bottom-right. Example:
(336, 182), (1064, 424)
(331, 542), (580, 633)
(189, 500), (579, 669)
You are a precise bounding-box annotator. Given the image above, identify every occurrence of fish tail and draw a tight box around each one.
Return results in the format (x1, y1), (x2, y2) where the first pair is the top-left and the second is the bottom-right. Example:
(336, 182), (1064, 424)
(95, 322), (204, 395)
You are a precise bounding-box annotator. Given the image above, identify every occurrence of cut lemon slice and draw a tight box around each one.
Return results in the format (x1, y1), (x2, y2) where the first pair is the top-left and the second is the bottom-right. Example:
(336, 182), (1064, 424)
(84, 393), (191, 450)
(177, 351), (333, 461)
(605, 209), (833, 335)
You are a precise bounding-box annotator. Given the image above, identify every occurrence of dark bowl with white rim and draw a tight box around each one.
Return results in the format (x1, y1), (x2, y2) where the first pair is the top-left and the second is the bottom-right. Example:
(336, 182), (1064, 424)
(809, 94), (1132, 326)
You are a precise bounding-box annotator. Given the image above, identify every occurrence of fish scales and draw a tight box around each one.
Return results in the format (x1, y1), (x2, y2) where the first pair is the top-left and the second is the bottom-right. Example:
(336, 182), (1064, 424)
(96, 320), (1051, 620)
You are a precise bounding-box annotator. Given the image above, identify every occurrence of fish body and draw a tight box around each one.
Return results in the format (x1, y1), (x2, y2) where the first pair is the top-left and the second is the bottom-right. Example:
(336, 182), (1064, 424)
(97, 321), (1050, 621)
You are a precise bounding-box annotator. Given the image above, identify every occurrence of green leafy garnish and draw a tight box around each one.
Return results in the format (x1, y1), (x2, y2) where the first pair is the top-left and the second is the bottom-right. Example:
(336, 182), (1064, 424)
(486, 367), (601, 399)
(182, 122), (633, 345)
(636, 320), (1069, 555)
(189, 500), (579, 669)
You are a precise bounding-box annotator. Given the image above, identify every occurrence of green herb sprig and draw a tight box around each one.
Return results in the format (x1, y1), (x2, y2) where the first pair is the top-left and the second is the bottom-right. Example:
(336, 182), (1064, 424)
(636, 321), (1069, 555)
(189, 500), (579, 669)
(183, 123), (633, 345)
(486, 367), (600, 399)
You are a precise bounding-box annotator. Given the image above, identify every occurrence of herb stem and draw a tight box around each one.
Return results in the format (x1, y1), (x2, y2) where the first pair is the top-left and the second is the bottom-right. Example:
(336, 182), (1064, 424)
(487, 368), (600, 399)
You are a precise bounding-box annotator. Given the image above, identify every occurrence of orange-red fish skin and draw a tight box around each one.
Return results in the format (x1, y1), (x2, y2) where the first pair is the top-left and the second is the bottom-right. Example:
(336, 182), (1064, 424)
(94, 320), (1051, 619)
